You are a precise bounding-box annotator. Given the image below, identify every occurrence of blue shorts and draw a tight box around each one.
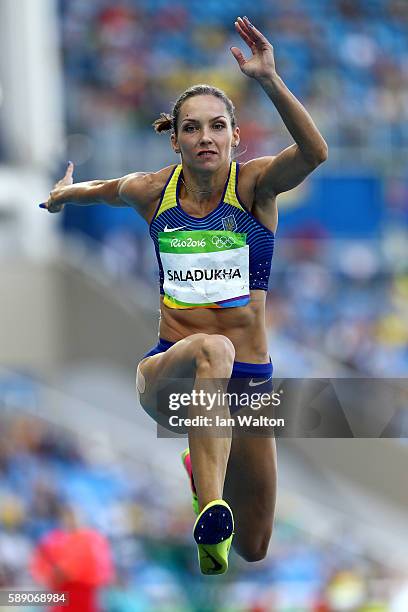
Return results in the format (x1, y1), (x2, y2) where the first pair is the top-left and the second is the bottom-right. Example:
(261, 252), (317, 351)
(142, 338), (273, 417)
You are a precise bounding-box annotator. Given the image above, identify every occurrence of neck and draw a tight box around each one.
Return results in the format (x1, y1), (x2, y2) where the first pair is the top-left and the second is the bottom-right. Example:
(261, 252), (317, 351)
(180, 163), (230, 205)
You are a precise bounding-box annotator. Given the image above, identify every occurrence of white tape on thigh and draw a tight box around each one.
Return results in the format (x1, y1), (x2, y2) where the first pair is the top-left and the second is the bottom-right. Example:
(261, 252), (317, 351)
(136, 363), (146, 394)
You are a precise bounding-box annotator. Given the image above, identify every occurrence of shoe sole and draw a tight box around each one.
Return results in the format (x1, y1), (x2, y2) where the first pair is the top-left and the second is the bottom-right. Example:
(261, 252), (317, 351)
(193, 499), (234, 575)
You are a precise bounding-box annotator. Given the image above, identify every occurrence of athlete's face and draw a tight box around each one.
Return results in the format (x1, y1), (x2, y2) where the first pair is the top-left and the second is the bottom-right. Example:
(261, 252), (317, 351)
(172, 95), (240, 169)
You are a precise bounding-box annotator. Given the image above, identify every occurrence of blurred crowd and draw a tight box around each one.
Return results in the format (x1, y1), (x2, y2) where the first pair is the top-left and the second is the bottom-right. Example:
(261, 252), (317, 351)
(1, 412), (407, 611)
(265, 236), (408, 376)
(59, 0), (408, 176)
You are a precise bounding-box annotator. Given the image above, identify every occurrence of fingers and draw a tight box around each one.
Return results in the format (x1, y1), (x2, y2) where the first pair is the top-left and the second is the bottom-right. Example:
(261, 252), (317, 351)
(56, 161), (74, 188)
(230, 46), (247, 69)
(235, 16), (268, 47)
(49, 202), (64, 213)
(39, 162), (72, 213)
(65, 161), (74, 178)
(39, 199), (52, 211)
(235, 18), (255, 50)
(242, 16), (266, 41)
(38, 202), (63, 213)
(39, 200), (64, 213)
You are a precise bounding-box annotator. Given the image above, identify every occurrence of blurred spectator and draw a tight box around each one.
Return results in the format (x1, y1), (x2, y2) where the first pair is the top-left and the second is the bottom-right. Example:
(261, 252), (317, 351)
(31, 505), (114, 612)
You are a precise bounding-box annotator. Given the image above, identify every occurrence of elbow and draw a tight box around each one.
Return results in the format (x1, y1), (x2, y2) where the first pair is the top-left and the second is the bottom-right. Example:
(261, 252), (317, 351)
(315, 141), (329, 165)
(307, 146), (328, 169)
(319, 141), (329, 163)
(300, 141), (328, 169)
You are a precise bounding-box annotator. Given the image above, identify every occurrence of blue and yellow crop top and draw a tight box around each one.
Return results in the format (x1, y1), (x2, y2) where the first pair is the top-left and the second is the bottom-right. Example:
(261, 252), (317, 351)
(149, 161), (274, 309)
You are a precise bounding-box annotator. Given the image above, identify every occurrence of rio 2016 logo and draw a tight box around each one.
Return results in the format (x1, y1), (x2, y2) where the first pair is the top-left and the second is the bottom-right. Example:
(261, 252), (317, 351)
(170, 237), (206, 248)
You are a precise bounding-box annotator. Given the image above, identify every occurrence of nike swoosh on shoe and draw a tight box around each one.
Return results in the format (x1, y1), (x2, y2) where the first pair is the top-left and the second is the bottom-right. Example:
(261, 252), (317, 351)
(201, 547), (223, 572)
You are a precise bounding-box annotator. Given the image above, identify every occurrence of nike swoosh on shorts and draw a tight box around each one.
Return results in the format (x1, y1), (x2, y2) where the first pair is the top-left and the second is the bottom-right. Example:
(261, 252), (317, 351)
(248, 376), (272, 387)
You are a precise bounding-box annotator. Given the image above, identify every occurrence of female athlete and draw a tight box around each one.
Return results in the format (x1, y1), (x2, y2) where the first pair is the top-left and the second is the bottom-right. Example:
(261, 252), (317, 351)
(40, 17), (328, 575)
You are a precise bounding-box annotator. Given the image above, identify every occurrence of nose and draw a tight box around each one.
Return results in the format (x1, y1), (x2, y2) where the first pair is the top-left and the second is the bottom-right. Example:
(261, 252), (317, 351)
(199, 127), (213, 144)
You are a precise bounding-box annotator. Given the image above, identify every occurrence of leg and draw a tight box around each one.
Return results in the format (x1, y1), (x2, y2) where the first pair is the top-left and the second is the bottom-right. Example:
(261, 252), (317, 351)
(137, 333), (235, 510)
(223, 436), (277, 562)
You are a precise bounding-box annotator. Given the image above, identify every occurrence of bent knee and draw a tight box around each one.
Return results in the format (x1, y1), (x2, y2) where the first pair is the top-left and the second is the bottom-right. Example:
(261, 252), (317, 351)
(174, 333), (235, 377)
(197, 334), (235, 368)
(201, 334), (235, 361)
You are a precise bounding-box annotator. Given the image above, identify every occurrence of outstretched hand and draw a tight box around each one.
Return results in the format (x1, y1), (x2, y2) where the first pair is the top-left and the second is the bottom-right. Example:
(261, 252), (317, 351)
(231, 16), (277, 81)
(39, 161), (74, 213)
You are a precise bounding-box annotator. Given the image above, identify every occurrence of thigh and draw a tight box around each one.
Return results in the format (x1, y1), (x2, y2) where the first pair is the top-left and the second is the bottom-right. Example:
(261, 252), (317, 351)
(137, 332), (235, 403)
(137, 333), (232, 430)
(223, 436), (277, 560)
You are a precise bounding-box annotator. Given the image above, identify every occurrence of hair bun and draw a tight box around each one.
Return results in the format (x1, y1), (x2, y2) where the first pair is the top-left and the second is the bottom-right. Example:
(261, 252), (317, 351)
(152, 113), (173, 133)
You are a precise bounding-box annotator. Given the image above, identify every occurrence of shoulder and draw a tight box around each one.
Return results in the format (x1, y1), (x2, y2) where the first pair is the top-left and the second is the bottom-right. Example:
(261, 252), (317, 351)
(236, 157), (276, 210)
(119, 165), (176, 218)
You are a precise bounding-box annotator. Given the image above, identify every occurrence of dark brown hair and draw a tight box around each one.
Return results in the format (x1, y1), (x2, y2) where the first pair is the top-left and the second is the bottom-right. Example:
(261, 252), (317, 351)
(152, 84), (237, 135)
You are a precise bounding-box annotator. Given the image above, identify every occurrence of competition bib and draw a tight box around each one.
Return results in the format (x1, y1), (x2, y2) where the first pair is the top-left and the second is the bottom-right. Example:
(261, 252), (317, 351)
(158, 230), (249, 309)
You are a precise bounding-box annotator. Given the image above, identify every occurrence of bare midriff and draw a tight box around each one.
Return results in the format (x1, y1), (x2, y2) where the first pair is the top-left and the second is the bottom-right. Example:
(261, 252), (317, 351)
(158, 289), (269, 363)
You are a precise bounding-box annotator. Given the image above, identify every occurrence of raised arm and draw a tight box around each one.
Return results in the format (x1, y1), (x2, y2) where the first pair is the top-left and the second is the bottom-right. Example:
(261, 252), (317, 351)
(39, 162), (173, 221)
(231, 16), (328, 197)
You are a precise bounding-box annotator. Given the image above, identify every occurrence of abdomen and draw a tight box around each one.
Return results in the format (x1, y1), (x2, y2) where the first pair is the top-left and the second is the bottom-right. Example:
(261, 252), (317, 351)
(158, 290), (269, 363)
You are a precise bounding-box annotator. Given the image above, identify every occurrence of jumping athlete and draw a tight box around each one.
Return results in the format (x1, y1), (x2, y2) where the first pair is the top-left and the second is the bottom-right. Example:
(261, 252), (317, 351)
(40, 17), (328, 574)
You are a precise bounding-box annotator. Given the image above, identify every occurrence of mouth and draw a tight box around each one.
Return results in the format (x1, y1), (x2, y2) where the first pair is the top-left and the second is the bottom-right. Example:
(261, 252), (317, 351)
(197, 150), (218, 158)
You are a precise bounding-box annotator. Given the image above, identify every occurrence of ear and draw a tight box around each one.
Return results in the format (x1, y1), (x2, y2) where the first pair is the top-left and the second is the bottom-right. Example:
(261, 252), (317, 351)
(171, 133), (181, 154)
(232, 125), (240, 148)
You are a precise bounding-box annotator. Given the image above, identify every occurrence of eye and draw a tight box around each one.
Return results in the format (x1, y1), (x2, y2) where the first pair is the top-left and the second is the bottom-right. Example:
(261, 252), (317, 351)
(183, 125), (197, 132)
(213, 123), (226, 130)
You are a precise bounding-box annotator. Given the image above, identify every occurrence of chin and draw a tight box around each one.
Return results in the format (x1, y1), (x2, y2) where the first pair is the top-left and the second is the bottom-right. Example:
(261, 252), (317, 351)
(195, 155), (227, 169)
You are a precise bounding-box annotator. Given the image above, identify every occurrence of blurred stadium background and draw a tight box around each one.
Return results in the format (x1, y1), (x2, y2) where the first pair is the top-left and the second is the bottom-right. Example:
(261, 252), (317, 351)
(0, 0), (407, 610)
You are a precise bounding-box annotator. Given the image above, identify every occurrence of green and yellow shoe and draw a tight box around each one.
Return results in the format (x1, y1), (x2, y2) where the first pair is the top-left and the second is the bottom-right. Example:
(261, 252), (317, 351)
(181, 448), (199, 516)
(193, 499), (234, 575)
